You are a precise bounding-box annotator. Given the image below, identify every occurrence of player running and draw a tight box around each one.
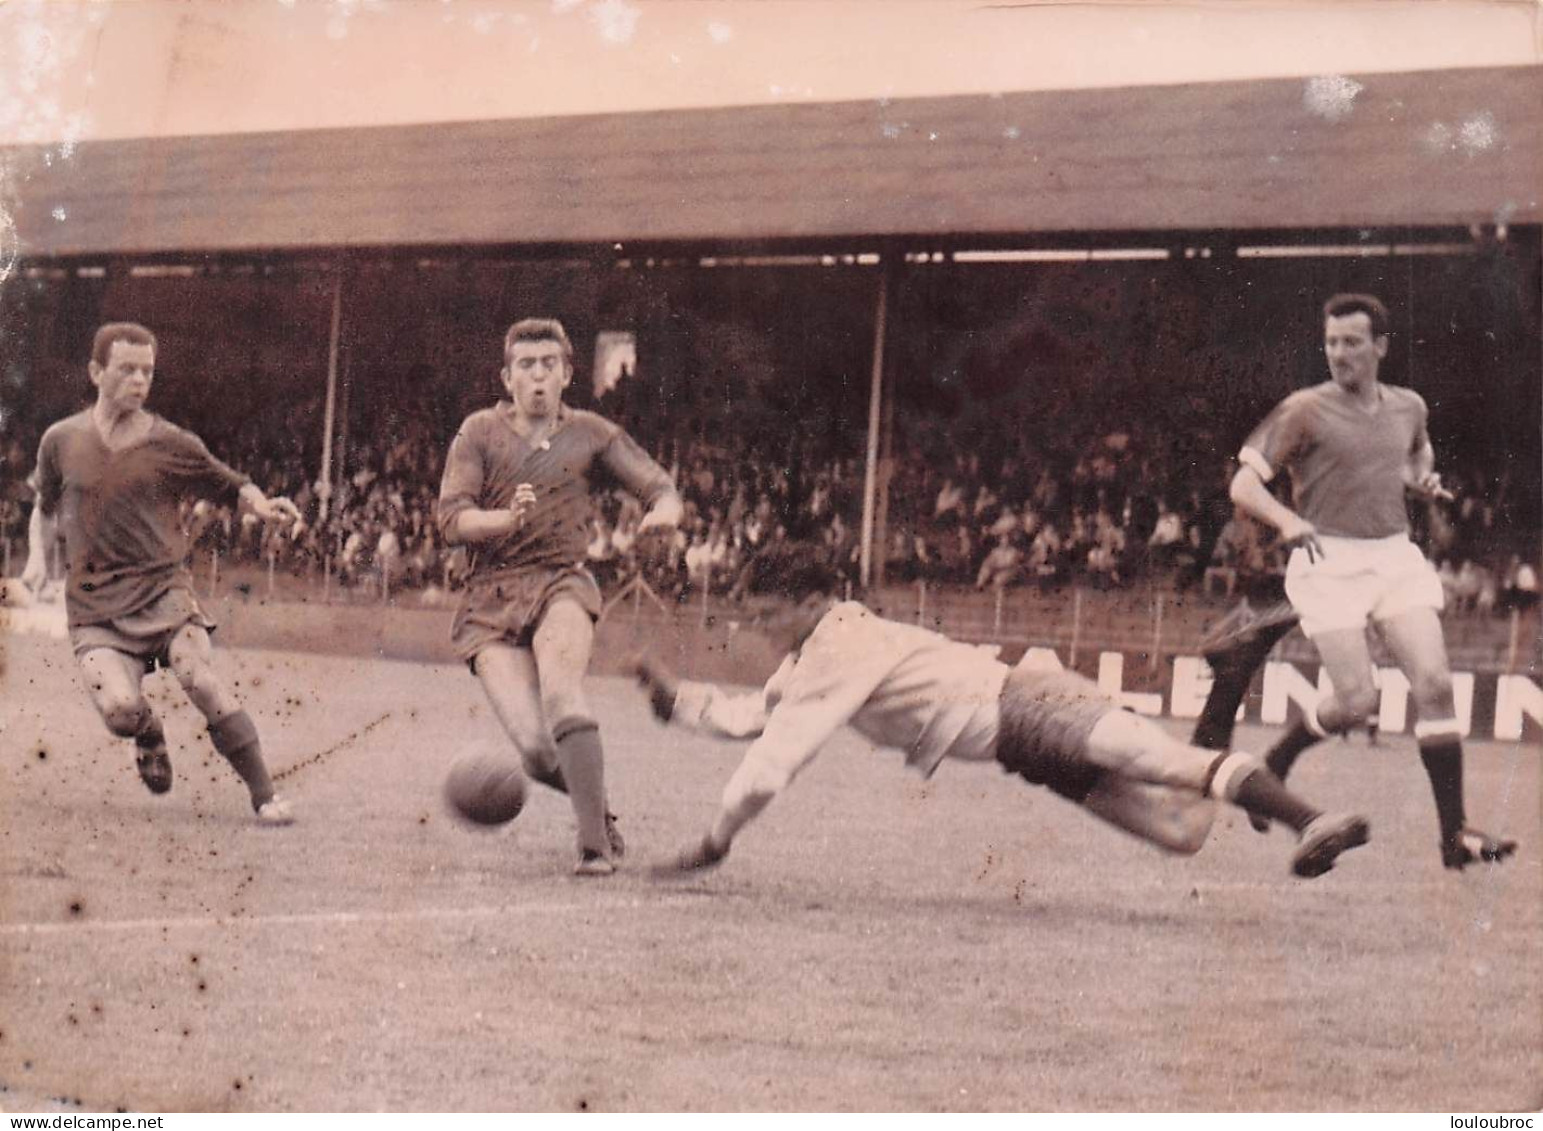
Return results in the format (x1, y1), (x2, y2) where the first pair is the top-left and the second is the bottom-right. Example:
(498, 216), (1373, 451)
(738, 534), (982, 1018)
(1214, 293), (1515, 870)
(20, 322), (300, 824)
(631, 568), (1371, 880)
(437, 318), (682, 876)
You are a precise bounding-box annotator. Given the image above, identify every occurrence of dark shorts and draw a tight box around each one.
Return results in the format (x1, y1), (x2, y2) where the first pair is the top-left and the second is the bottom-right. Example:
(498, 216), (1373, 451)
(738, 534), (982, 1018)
(994, 666), (1116, 803)
(451, 565), (603, 667)
(69, 586), (216, 671)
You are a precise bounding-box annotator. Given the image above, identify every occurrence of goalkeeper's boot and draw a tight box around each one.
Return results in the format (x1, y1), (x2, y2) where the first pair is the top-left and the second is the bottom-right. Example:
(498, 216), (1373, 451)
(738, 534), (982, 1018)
(1291, 812), (1370, 878)
(574, 849), (615, 878)
(136, 748), (174, 795)
(1441, 827), (1517, 870)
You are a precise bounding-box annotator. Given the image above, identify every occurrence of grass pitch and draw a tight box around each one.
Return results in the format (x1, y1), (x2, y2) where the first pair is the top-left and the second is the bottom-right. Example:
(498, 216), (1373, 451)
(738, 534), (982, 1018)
(1, 635), (1538, 1111)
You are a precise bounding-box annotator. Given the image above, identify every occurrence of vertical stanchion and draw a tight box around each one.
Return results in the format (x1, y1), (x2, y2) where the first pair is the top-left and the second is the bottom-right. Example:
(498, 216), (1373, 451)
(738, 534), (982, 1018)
(917, 579), (926, 625)
(844, 579), (853, 602)
(1070, 588), (1083, 667)
(858, 260), (891, 590)
(209, 547), (220, 599)
(1151, 591), (1164, 673)
(267, 551), (276, 599)
(700, 577), (709, 628)
(993, 585), (1004, 639)
(1506, 608), (1521, 673)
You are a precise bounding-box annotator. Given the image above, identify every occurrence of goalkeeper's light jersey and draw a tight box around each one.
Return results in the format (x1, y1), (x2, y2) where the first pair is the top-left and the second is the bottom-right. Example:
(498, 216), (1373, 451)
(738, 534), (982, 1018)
(30, 411), (250, 628)
(437, 401), (673, 583)
(672, 602), (1009, 795)
(1238, 381), (1428, 540)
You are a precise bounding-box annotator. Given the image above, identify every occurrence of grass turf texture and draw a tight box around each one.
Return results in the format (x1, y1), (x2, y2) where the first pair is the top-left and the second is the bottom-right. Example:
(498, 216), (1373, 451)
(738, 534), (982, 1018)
(0, 635), (1538, 1112)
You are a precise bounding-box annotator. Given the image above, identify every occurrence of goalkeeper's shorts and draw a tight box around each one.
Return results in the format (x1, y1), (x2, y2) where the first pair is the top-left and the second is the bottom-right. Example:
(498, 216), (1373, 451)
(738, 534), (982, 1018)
(452, 564), (602, 666)
(994, 665), (1114, 803)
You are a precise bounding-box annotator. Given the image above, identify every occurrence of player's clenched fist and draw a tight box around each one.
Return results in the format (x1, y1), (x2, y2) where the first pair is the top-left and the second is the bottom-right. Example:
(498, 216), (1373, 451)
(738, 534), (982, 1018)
(255, 495), (303, 527)
(629, 653), (680, 722)
(508, 482), (537, 526)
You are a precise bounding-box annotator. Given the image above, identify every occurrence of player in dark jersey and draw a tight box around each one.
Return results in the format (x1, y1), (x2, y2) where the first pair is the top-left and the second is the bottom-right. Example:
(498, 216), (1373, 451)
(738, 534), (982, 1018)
(1223, 294), (1515, 870)
(437, 318), (682, 876)
(20, 322), (301, 824)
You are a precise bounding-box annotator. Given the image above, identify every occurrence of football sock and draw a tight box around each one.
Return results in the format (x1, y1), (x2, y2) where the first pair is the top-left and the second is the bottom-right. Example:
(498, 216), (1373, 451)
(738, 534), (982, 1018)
(209, 710), (275, 810)
(1262, 714), (1326, 782)
(134, 710), (167, 755)
(553, 720), (610, 856)
(1203, 752), (1319, 833)
(1415, 724), (1466, 844)
(1192, 668), (1250, 751)
(1192, 619), (1295, 750)
(528, 762), (569, 795)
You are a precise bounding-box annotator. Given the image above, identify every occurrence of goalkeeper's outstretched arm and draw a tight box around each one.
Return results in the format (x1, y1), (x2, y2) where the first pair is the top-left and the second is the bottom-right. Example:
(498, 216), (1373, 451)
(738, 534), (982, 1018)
(631, 654), (778, 739)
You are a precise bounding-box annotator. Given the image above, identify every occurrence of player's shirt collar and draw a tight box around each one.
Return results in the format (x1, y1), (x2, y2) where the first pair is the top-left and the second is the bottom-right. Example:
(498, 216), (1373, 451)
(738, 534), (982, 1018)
(494, 399), (572, 446)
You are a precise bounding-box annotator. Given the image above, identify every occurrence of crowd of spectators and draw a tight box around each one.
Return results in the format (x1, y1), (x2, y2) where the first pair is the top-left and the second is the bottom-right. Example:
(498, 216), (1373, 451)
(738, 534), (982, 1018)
(96, 409), (1528, 622)
(2, 387), (1536, 620)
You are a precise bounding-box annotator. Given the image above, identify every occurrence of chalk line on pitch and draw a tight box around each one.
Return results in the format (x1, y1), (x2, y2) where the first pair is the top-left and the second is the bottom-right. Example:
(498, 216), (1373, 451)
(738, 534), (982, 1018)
(0, 892), (712, 938)
(1, 874), (1519, 939)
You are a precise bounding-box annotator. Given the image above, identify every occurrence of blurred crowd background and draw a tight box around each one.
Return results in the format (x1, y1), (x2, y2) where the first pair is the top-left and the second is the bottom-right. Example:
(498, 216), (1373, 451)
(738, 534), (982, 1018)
(2, 241), (1537, 620)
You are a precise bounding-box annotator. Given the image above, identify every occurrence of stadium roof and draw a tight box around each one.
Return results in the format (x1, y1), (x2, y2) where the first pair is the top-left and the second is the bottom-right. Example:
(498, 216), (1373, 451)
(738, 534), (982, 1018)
(4, 64), (1539, 259)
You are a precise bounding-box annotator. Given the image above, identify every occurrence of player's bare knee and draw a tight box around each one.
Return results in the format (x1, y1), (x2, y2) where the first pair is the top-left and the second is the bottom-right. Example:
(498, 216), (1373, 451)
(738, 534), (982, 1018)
(1335, 687), (1381, 729)
(175, 662), (229, 716)
(99, 697), (148, 738)
(1408, 671), (1455, 715)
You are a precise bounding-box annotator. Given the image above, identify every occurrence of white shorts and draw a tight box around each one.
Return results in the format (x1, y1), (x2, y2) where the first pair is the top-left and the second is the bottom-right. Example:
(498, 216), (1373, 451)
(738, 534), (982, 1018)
(1284, 533), (1444, 639)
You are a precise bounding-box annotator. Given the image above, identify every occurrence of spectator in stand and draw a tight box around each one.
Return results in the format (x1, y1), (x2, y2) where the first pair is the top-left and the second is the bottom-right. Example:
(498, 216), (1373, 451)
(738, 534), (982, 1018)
(1499, 555), (1539, 613)
(976, 532), (1023, 591)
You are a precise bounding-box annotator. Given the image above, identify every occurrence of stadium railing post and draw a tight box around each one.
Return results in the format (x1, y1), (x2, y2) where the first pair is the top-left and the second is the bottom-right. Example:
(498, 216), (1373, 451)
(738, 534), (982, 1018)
(1506, 608), (1521, 673)
(267, 550), (276, 599)
(1151, 590), (1165, 673)
(992, 584), (1004, 639)
(700, 576), (709, 628)
(1070, 588), (1083, 667)
(917, 579), (927, 626)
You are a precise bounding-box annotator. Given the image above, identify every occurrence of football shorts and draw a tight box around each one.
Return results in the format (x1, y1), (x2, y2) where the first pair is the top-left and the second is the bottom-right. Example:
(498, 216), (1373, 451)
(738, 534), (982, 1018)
(451, 564), (603, 665)
(69, 586), (217, 669)
(1284, 533), (1444, 639)
(994, 665), (1115, 803)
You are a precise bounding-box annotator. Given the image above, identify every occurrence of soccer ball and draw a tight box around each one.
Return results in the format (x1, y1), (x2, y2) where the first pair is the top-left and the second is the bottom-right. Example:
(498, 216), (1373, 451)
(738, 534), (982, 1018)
(443, 750), (528, 827)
